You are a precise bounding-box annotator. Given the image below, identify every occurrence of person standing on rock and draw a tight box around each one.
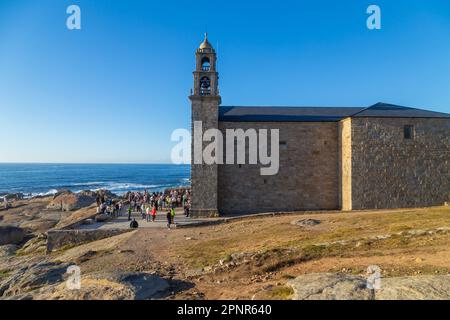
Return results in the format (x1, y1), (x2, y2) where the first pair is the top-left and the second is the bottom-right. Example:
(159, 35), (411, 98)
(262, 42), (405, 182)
(166, 208), (172, 230)
(170, 207), (176, 225)
(118, 201), (123, 216)
(184, 202), (190, 217)
(166, 195), (170, 208)
(146, 205), (151, 222)
(151, 205), (157, 222)
(157, 196), (162, 211)
(182, 193), (186, 207)
(140, 202), (145, 220)
(128, 206), (132, 221)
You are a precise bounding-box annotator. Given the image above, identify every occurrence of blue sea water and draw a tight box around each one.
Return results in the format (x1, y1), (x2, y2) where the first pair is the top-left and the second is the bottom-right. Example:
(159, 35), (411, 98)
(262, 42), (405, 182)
(0, 163), (190, 196)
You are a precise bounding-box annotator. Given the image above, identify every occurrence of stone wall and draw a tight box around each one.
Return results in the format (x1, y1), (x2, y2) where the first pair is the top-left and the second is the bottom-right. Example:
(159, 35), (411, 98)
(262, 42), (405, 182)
(350, 117), (450, 209)
(218, 122), (340, 214)
(190, 95), (221, 217)
(46, 229), (133, 252)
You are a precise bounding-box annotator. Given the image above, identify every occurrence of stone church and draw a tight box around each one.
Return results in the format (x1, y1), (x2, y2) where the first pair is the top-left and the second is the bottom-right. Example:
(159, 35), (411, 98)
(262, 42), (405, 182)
(189, 34), (450, 217)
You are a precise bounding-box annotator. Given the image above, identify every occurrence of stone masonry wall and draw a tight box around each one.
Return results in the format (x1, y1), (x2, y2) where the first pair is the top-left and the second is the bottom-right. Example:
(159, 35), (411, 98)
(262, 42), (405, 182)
(190, 96), (220, 217)
(350, 117), (450, 209)
(46, 229), (133, 253)
(218, 122), (340, 214)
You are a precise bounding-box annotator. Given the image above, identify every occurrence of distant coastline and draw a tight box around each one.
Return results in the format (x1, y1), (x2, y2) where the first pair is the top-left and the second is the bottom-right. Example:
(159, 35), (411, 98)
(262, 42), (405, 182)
(0, 163), (190, 197)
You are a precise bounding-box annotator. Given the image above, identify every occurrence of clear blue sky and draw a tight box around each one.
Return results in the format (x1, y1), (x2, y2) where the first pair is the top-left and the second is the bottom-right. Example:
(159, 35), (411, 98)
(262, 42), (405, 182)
(1, 0), (449, 163)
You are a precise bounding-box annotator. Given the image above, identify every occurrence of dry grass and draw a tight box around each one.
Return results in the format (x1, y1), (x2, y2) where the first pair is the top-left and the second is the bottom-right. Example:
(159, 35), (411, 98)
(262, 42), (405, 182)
(176, 206), (450, 269)
(0, 269), (12, 279)
(161, 206), (450, 299)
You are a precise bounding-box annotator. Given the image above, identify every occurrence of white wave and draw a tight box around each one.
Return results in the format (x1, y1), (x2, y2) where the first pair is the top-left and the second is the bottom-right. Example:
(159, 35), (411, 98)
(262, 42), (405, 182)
(71, 181), (106, 186)
(70, 182), (165, 195)
(69, 182), (158, 191)
(29, 189), (59, 198)
(22, 181), (186, 198)
(99, 183), (161, 191)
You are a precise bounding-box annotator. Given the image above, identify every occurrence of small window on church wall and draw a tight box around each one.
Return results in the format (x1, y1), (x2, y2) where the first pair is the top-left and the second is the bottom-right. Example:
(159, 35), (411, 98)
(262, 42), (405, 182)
(280, 141), (288, 150)
(201, 57), (211, 71)
(404, 125), (415, 139)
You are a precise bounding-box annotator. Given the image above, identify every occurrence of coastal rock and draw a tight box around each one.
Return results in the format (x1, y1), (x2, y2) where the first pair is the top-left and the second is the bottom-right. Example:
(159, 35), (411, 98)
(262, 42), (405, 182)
(293, 219), (321, 227)
(288, 273), (373, 300)
(0, 226), (26, 245)
(19, 219), (58, 233)
(77, 190), (98, 198)
(1, 193), (24, 201)
(230, 252), (254, 263)
(185, 268), (204, 278)
(0, 261), (70, 298)
(24, 272), (169, 300)
(376, 275), (450, 300)
(0, 244), (19, 257)
(79, 189), (117, 200)
(46, 229), (133, 252)
(95, 214), (112, 222)
(18, 236), (47, 255)
(287, 273), (450, 300)
(100, 189), (118, 199)
(47, 191), (95, 212)
(54, 204), (97, 229)
(82, 218), (95, 225)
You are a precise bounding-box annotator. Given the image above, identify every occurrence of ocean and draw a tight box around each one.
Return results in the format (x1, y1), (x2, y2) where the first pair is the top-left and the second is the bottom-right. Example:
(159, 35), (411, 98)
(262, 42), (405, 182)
(0, 163), (190, 197)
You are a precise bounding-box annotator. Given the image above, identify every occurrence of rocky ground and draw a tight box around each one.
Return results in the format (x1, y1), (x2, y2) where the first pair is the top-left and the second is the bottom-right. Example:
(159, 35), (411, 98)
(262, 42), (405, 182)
(1, 196), (450, 300)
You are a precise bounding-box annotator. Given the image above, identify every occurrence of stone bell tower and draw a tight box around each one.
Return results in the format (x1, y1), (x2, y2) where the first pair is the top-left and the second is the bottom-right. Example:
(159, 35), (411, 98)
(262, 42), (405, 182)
(189, 33), (221, 217)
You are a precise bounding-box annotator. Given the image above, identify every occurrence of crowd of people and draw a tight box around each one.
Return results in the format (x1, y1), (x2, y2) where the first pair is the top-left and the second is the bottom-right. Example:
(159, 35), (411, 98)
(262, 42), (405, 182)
(93, 189), (191, 229)
(126, 189), (191, 229)
(96, 195), (123, 217)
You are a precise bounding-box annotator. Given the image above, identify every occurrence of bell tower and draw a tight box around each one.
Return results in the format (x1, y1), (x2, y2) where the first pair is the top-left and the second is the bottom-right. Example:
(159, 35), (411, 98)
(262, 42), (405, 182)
(189, 33), (221, 217)
(193, 33), (219, 96)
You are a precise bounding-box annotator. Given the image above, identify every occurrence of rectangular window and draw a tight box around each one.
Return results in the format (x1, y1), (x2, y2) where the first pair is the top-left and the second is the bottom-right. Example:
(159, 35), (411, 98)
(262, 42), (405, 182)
(280, 141), (288, 150)
(404, 125), (415, 139)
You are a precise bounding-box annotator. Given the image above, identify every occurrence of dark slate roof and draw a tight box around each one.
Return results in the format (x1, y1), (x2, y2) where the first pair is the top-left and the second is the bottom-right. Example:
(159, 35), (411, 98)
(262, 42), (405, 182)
(219, 106), (364, 122)
(218, 103), (450, 122)
(352, 102), (450, 118)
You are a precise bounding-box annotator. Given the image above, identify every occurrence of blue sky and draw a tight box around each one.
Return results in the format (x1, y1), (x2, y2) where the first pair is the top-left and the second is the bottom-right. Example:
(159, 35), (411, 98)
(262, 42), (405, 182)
(0, 0), (449, 163)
